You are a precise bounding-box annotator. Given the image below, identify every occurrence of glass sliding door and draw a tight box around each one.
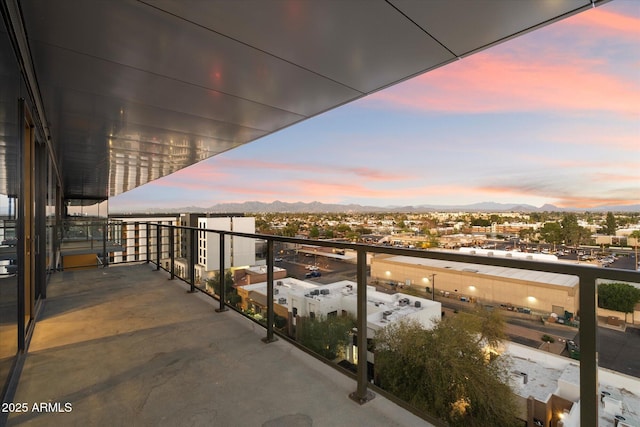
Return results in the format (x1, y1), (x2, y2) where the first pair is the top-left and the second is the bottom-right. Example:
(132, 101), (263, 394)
(0, 20), (21, 397)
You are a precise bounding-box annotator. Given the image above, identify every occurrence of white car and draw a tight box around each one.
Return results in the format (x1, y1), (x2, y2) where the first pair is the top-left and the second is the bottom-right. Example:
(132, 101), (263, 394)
(309, 265), (319, 271)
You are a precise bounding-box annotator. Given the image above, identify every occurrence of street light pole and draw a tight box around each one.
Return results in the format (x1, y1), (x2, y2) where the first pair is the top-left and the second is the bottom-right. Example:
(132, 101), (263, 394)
(430, 273), (436, 301)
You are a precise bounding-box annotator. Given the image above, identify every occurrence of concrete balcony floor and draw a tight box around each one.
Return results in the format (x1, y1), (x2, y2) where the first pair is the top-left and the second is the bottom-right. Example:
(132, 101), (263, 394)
(8, 263), (431, 426)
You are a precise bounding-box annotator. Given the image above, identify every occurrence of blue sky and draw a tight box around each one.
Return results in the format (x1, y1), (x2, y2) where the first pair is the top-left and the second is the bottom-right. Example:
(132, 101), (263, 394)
(111, 1), (640, 211)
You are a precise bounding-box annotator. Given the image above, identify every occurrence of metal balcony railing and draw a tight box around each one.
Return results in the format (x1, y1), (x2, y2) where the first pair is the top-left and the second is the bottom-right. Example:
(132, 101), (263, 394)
(103, 221), (639, 426)
(59, 219), (124, 268)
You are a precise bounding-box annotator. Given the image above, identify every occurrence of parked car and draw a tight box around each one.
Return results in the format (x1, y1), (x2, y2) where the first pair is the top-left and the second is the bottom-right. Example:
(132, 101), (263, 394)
(274, 257), (283, 262)
(305, 271), (321, 278)
(566, 340), (580, 360)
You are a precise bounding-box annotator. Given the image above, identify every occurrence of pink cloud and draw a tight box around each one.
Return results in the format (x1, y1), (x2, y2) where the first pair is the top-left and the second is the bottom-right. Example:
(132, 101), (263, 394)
(545, 131), (640, 151)
(566, 7), (640, 38)
(213, 158), (411, 181)
(366, 51), (638, 115)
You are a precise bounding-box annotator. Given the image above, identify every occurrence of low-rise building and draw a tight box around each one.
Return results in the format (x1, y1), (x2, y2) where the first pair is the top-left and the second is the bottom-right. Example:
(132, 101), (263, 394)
(233, 265), (287, 287)
(371, 253), (579, 316)
(505, 343), (640, 427)
(237, 278), (441, 342)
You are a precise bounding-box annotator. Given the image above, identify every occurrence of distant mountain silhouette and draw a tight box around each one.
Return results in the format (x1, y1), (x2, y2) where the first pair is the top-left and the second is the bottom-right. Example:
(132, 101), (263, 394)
(111, 200), (640, 214)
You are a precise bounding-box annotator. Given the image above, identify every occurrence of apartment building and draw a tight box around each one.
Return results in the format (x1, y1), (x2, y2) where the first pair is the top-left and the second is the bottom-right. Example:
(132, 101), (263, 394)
(195, 216), (256, 282)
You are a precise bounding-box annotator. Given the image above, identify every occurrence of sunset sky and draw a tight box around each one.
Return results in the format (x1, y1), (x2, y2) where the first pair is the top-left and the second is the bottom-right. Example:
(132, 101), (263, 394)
(110, 1), (640, 212)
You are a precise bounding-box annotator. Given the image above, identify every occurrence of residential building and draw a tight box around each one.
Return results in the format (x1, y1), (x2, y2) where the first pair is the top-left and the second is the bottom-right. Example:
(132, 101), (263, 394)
(110, 214), (180, 264)
(196, 216), (256, 282)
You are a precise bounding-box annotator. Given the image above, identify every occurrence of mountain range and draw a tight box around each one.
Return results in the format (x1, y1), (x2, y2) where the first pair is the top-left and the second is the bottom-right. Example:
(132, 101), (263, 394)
(111, 201), (640, 214)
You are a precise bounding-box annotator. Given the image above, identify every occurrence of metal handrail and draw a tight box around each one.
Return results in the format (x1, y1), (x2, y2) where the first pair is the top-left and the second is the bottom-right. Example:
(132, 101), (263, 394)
(129, 221), (640, 426)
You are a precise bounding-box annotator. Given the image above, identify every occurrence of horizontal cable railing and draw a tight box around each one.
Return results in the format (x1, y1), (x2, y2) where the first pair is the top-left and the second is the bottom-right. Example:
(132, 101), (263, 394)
(108, 222), (640, 426)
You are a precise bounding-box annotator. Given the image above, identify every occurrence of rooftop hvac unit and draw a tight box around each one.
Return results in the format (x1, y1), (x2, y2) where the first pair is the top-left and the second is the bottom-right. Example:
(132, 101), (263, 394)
(320, 289), (329, 295)
(310, 289), (319, 296)
(274, 289), (279, 295)
(278, 297), (287, 304)
(382, 310), (393, 320)
(414, 301), (421, 308)
(277, 281), (283, 286)
(398, 298), (410, 306)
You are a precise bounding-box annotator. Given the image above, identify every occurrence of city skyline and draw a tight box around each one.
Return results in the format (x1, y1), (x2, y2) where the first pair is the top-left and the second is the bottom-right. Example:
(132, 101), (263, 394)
(110, 1), (639, 212)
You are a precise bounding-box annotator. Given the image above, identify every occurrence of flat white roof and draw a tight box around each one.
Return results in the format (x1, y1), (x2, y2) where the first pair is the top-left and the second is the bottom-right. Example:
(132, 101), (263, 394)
(379, 255), (579, 288)
(245, 265), (286, 275)
(505, 343), (640, 426)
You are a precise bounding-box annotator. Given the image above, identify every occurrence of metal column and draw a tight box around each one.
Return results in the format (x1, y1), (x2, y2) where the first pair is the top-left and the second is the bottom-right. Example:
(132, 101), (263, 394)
(215, 233), (227, 311)
(579, 273), (598, 427)
(188, 227), (196, 293)
(262, 239), (277, 343)
(169, 226), (175, 280)
(349, 248), (374, 404)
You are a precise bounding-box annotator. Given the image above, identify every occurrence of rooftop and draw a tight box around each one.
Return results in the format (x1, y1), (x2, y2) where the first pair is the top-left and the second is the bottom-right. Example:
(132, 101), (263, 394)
(505, 343), (640, 427)
(242, 278), (440, 331)
(6, 264), (430, 427)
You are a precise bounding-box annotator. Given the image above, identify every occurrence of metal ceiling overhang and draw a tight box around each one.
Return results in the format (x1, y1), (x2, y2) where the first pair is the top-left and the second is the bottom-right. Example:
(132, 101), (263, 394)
(12, 0), (606, 201)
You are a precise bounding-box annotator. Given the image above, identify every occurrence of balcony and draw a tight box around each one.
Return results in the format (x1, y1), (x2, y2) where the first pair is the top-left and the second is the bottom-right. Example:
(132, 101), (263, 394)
(5, 263), (429, 426)
(5, 222), (640, 427)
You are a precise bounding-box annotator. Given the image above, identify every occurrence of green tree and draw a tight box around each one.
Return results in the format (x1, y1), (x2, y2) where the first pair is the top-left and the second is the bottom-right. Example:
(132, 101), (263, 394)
(336, 224), (351, 235)
(375, 316), (518, 427)
(518, 228), (532, 241)
(207, 270), (241, 307)
(539, 222), (562, 246)
(296, 314), (355, 360)
(309, 225), (320, 238)
(598, 282), (640, 314)
(561, 214), (588, 247)
(604, 212), (617, 235)
(471, 217), (491, 227)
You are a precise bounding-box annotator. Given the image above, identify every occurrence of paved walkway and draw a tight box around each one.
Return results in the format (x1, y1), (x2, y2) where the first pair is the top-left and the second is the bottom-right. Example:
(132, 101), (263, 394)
(7, 264), (432, 427)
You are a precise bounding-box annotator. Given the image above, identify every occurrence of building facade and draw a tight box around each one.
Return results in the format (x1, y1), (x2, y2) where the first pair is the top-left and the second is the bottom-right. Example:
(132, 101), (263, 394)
(371, 254), (580, 316)
(195, 216), (256, 282)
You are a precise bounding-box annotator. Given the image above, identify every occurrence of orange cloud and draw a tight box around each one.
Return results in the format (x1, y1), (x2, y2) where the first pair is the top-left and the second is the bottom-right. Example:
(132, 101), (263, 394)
(477, 182), (639, 209)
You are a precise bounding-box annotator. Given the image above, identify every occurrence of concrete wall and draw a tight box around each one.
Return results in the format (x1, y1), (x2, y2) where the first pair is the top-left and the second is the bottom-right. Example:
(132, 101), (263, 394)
(231, 217), (256, 267)
(371, 257), (579, 314)
(597, 306), (640, 325)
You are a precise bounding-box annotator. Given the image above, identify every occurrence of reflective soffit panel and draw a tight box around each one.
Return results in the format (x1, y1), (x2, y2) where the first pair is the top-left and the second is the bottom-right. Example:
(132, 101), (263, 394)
(17, 0), (601, 200)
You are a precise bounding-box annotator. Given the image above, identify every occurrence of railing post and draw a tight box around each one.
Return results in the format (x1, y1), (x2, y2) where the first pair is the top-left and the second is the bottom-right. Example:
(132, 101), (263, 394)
(579, 272), (598, 427)
(145, 223), (150, 263)
(187, 227), (196, 293)
(155, 224), (160, 270)
(350, 248), (374, 404)
(262, 239), (277, 343)
(169, 226), (175, 280)
(102, 220), (108, 268)
(215, 232), (228, 311)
